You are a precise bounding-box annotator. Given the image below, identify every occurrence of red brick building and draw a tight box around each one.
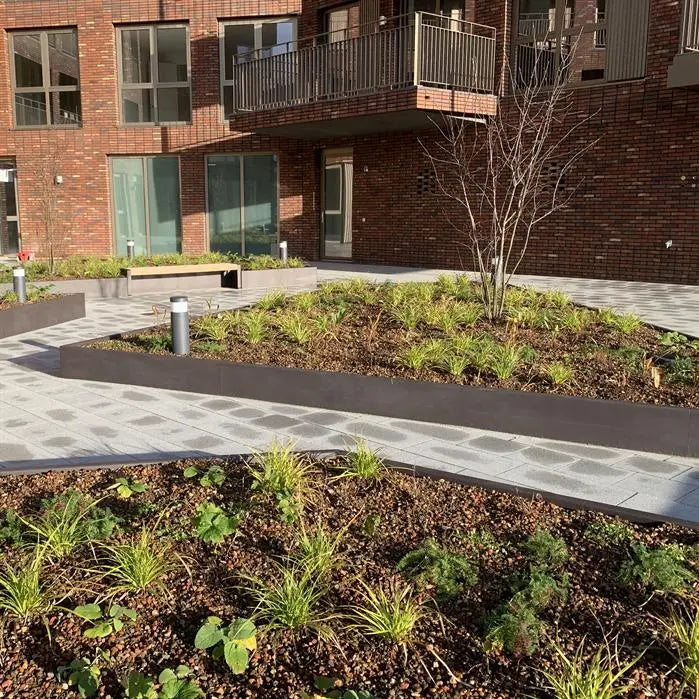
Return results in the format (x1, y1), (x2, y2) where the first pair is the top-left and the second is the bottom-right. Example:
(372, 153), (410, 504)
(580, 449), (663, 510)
(0, 0), (697, 283)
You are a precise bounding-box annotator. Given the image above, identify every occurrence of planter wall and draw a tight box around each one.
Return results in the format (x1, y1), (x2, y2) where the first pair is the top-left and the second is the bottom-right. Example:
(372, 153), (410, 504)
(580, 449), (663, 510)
(126, 270), (238, 295)
(237, 267), (318, 290)
(0, 278), (127, 299)
(60, 339), (699, 457)
(1, 294), (86, 339)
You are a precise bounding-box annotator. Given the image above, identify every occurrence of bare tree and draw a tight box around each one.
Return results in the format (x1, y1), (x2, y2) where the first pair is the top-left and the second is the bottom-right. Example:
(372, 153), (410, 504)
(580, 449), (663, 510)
(33, 145), (68, 274)
(424, 47), (599, 320)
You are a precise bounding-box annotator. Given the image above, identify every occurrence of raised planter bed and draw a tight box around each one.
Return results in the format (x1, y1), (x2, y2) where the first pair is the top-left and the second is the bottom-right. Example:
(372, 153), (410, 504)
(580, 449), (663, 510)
(236, 266), (318, 290)
(0, 278), (127, 299)
(0, 451), (696, 697)
(1, 293), (85, 339)
(60, 336), (699, 456)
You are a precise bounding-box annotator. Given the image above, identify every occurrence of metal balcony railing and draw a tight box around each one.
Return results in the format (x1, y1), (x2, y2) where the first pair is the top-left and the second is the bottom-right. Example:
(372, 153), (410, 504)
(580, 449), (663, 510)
(681, 0), (699, 51)
(228, 12), (496, 114)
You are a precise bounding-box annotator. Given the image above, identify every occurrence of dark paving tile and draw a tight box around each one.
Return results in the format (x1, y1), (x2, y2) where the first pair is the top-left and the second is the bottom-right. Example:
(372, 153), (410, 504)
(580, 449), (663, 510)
(469, 436), (524, 454)
(303, 411), (347, 426)
(559, 459), (626, 481)
(387, 420), (468, 442)
(520, 446), (576, 466)
(620, 455), (687, 476)
(199, 398), (241, 411)
(120, 390), (157, 402)
(250, 414), (301, 430)
(343, 422), (408, 444)
(3, 418), (30, 429)
(0, 443), (34, 460)
(285, 423), (334, 439)
(182, 435), (228, 449)
(129, 415), (166, 426)
(46, 409), (76, 422)
(89, 426), (120, 438)
(42, 436), (78, 448)
(229, 408), (266, 419)
(536, 441), (622, 461)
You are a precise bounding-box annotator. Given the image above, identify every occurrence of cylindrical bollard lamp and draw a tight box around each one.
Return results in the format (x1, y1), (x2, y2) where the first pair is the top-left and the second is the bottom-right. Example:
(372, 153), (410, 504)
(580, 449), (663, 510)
(279, 240), (288, 265)
(126, 240), (135, 259)
(170, 295), (190, 356)
(12, 266), (26, 303)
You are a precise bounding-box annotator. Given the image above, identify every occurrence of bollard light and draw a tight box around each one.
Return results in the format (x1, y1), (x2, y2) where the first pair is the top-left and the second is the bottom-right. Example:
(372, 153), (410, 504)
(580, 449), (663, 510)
(170, 295), (190, 356)
(279, 240), (288, 265)
(12, 266), (26, 303)
(126, 239), (135, 259)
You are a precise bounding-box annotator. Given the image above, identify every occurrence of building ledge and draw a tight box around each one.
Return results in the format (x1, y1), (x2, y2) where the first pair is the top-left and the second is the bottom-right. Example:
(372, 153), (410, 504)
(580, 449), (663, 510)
(668, 52), (699, 89)
(229, 86), (497, 139)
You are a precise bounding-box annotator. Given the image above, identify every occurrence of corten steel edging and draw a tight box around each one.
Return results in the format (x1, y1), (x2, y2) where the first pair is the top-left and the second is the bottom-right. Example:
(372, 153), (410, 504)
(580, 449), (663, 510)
(60, 336), (699, 457)
(1, 450), (697, 531)
(0, 293), (86, 339)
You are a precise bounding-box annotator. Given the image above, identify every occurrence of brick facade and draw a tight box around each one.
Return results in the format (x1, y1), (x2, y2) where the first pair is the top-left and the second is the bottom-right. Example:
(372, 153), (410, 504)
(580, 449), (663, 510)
(0, 0), (697, 284)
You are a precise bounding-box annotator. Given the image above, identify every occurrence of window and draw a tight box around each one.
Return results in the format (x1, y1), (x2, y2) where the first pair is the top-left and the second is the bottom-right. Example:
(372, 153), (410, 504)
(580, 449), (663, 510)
(220, 19), (296, 119)
(110, 156), (182, 255)
(207, 155), (278, 256)
(594, 0), (606, 48)
(10, 29), (81, 127)
(117, 24), (191, 124)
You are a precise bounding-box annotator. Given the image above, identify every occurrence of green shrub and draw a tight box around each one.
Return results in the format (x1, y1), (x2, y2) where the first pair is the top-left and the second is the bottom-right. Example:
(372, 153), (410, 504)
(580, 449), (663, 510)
(488, 343), (524, 381)
(544, 362), (575, 386)
(194, 502), (243, 544)
(599, 309), (642, 334)
(73, 602), (137, 638)
(195, 616), (257, 674)
(0, 508), (23, 545)
(106, 477), (148, 500)
(620, 542), (695, 594)
(543, 290), (572, 308)
(485, 603), (544, 656)
(235, 253), (303, 270)
(397, 538), (477, 598)
(59, 652), (107, 698)
(667, 357), (699, 386)
(396, 342), (436, 371)
(292, 292), (317, 312)
(389, 302), (424, 331)
(512, 568), (569, 611)
(559, 306), (594, 334)
(539, 637), (640, 699)
(523, 528), (569, 570)
(584, 520), (635, 547)
(424, 300), (464, 334)
(124, 666), (203, 698)
(307, 677), (374, 699)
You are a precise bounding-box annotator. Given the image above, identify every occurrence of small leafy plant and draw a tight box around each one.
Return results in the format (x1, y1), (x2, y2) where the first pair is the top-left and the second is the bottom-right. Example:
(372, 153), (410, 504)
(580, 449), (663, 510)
(73, 602), (138, 638)
(106, 477), (148, 499)
(303, 677), (374, 699)
(397, 538), (477, 598)
(183, 463), (226, 488)
(194, 616), (257, 674)
(194, 502), (243, 544)
(59, 650), (109, 698)
(0, 508), (23, 545)
(523, 528), (569, 570)
(124, 666), (203, 699)
(584, 520), (635, 546)
(620, 542), (695, 594)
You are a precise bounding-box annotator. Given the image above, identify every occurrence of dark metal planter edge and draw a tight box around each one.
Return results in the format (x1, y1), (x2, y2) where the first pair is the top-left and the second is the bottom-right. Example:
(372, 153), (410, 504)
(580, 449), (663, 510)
(0, 293), (86, 339)
(59, 335), (699, 457)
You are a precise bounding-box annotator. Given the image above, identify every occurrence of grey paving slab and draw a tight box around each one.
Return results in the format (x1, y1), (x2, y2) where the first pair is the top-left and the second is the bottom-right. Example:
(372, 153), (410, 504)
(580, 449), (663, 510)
(1, 277), (699, 523)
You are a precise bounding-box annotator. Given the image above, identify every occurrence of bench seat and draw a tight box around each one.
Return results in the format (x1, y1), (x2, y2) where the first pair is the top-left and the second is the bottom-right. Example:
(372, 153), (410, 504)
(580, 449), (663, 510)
(121, 263), (240, 277)
(121, 263), (241, 295)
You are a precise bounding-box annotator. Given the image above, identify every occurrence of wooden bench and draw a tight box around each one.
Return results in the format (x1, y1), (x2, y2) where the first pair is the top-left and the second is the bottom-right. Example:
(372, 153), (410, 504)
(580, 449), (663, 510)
(121, 263), (240, 295)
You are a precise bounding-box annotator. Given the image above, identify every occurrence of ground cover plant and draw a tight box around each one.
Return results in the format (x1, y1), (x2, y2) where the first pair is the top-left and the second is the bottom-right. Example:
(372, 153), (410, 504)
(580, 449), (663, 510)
(99, 277), (699, 408)
(0, 447), (697, 697)
(0, 283), (56, 309)
(0, 253), (305, 283)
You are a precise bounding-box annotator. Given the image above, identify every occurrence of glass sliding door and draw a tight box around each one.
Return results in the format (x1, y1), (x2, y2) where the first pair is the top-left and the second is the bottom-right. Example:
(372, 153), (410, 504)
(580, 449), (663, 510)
(111, 156), (181, 256)
(207, 154), (278, 256)
(0, 161), (20, 255)
(322, 149), (353, 259)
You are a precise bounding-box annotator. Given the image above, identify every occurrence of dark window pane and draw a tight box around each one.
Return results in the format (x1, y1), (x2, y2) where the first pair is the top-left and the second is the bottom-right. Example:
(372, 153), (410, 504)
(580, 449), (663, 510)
(48, 31), (80, 87)
(223, 85), (235, 119)
(4, 180), (17, 217)
(156, 87), (190, 122)
(7, 221), (20, 255)
(224, 24), (255, 78)
(147, 157), (181, 254)
(157, 26), (188, 82)
(50, 91), (82, 125)
(122, 88), (153, 122)
(243, 155), (277, 256)
(121, 29), (151, 84)
(15, 92), (47, 126)
(13, 34), (43, 88)
(207, 155), (242, 255)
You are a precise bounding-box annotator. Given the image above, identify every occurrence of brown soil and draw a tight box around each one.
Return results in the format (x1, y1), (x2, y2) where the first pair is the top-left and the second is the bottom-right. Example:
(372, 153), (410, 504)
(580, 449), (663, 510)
(0, 457), (696, 698)
(0, 294), (58, 310)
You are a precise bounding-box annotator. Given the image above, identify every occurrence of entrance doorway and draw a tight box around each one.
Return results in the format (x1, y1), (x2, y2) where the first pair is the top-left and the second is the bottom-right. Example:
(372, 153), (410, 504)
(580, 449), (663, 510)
(0, 160), (20, 256)
(321, 149), (353, 259)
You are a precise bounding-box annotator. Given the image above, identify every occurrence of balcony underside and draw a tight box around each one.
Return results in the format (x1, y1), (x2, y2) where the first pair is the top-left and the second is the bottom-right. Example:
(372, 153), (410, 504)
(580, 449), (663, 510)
(668, 52), (699, 89)
(230, 86), (497, 140)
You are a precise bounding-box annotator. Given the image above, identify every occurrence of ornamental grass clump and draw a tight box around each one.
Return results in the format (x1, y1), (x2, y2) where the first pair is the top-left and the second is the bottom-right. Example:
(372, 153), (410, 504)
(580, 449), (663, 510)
(256, 290), (286, 310)
(488, 343), (525, 381)
(335, 440), (385, 480)
(660, 604), (699, 698)
(241, 310), (270, 344)
(276, 311), (317, 345)
(544, 362), (575, 386)
(295, 521), (345, 578)
(538, 637), (641, 699)
(192, 314), (231, 343)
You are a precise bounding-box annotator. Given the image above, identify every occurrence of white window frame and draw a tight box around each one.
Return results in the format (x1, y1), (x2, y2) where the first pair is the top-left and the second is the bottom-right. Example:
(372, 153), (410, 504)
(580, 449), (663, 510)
(219, 17), (297, 121)
(116, 23), (192, 126)
(9, 28), (82, 129)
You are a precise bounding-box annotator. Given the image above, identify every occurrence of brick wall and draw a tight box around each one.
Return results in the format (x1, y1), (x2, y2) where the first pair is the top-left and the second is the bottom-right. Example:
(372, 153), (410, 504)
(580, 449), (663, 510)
(0, 0), (697, 284)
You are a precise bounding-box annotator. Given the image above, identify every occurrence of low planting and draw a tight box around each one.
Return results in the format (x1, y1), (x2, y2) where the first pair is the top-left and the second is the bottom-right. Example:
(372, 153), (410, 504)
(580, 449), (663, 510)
(0, 252), (305, 283)
(0, 283), (55, 309)
(97, 277), (699, 408)
(0, 454), (697, 697)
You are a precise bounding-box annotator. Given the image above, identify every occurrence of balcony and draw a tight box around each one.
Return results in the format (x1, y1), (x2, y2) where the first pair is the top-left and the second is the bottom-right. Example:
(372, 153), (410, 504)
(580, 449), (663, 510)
(228, 12), (497, 139)
(668, 0), (699, 88)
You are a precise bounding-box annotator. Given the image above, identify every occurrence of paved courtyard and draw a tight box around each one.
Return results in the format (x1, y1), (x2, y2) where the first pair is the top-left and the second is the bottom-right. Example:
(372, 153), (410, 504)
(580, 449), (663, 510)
(1, 274), (698, 525)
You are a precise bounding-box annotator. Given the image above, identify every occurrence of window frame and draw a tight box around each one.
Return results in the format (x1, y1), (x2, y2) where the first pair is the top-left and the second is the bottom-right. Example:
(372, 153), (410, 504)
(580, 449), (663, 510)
(109, 154), (183, 256)
(512, 0), (609, 88)
(9, 28), (82, 129)
(204, 152), (280, 256)
(116, 23), (192, 126)
(219, 17), (297, 122)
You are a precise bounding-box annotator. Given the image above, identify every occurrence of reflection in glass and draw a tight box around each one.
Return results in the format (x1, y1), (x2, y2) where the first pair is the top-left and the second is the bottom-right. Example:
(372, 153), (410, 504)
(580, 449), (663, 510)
(147, 157), (182, 254)
(51, 92), (82, 125)
(112, 158), (148, 256)
(48, 32), (79, 86)
(15, 92), (47, 126)
(156, 87), (190, 122)
(13, 34), (43, 87)
(121, 29), (151, 84)
(122, 88), (154, 123)
(157, 26), (188, 82)
(243, 155), (277, 256)
(208, 156), (242, 255)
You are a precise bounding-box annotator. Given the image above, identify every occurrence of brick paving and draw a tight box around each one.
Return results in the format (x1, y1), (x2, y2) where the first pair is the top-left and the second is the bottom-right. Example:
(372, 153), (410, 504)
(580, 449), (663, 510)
(1, 278), (698, 524)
